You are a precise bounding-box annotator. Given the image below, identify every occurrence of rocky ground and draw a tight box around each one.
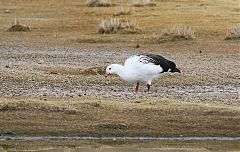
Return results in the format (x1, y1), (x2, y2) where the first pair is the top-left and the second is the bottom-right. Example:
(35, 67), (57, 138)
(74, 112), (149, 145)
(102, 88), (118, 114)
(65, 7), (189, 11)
(0, 45), (239, 104)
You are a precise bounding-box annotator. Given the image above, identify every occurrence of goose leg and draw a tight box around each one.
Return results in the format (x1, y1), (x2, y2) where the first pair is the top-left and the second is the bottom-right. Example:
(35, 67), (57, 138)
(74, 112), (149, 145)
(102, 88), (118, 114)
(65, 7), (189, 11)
(135, 82), (140, 92)
(147, 84), (151, 92)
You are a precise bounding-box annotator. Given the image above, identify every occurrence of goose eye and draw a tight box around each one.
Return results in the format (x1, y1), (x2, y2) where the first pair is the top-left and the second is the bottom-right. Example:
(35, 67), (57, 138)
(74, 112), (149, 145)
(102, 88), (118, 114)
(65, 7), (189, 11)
(109, 68), (111, 70)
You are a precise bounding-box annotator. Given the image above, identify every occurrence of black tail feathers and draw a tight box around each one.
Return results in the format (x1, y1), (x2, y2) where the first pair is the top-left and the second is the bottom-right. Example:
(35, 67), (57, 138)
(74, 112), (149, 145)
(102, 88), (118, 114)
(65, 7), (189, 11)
(170, 67), (181, 73)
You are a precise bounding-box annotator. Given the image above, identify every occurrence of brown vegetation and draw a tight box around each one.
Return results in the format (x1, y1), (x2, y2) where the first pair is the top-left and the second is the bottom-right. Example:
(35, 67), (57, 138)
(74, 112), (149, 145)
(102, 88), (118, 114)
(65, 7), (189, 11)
(0, 0), (239, 44)
(7, 21), (30, 32)
(152, 26), (195, 43)
(132, 0), (157, 7)
(98, 18), (140, 34)
(0, 97), (239, 137)
(43, 66), (106, 76)
(86, 0), (113, 7)
(225, 26), (240, 40)
(113, 7), (131, 16)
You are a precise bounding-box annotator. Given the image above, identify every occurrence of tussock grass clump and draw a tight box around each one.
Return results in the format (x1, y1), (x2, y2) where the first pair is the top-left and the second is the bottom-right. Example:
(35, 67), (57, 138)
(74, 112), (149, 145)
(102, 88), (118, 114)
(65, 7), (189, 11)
(163, 26), (195, 40)
(132, 0), (157, 7)
(99, 18), (140, 34)
(7, 21), (30, 32)
(99, 18), (121, 34)
(153, 26), (195, 43)
(225, 26), (240, 40)
(86, 0), (112, 7)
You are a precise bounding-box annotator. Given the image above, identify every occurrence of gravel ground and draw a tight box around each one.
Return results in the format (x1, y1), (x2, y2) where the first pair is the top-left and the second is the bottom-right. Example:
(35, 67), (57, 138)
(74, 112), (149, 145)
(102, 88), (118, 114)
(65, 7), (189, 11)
(0, 46), (239, 104)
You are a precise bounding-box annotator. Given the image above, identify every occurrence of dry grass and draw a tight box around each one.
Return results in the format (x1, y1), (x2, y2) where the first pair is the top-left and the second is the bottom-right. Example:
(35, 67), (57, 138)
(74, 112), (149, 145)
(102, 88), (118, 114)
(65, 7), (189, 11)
(132, 0), (157, 7)
(152, 26), (195, 43)
(0, 97), (240, 137)
(85, 0), (113, 7)
(225, 26), (240, 40)
(1, 141), (240, 152)
(98, 18), (140, 34)
(99, 18), (121, 33)
(6, 19), (30, 32)
(6, 24), (30, 32)
(113, 7), (131, 16)
(41, 66), (106, 76)
(0, 0), (239, 46)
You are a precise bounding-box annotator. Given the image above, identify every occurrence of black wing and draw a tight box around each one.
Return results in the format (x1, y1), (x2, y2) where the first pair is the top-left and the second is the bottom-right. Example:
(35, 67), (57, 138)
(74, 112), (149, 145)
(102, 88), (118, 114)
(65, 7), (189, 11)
(138, 53), (181, 73)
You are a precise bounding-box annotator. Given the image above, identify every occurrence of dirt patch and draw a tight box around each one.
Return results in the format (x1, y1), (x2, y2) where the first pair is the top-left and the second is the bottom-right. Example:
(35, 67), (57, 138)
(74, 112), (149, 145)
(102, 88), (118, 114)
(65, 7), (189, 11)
(40, 66), (106, 76)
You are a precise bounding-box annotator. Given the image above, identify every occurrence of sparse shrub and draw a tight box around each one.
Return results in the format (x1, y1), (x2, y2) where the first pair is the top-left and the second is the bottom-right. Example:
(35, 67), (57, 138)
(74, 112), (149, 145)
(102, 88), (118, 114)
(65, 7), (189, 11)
(225, 26), (240, 40)
(153, 26), (195, 43)
(99, 18), (140, 34)
(99, 18), (121, 34)
(7, 20), (30, 32)
(86, 0), (112, 7)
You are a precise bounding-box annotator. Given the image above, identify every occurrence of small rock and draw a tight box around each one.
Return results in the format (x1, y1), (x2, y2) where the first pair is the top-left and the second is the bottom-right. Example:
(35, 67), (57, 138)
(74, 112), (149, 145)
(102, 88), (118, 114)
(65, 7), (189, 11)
(4, 9), (11, 13)
(38, 60), (44, 64)
(5, 65), (10, 68)
(2, 131), (16, 136)
(50, 71), (58, 74)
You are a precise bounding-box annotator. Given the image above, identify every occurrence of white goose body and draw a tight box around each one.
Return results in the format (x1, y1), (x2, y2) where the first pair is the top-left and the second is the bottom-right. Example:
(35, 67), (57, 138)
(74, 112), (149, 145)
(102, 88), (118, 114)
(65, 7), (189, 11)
(105, 54), (180, 92)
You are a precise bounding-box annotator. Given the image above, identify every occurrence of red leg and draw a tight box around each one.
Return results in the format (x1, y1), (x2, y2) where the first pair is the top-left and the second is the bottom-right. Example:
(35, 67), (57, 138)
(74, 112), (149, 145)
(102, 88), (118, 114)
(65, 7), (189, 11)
(135, 82), (140, 92)
(147, 84), (151, 92)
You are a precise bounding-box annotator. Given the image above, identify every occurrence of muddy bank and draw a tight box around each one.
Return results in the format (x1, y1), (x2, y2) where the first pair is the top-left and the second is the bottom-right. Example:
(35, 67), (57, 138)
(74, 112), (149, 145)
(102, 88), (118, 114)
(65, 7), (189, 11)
(0, 98), (240, 137)
(1, 138), (240, 152)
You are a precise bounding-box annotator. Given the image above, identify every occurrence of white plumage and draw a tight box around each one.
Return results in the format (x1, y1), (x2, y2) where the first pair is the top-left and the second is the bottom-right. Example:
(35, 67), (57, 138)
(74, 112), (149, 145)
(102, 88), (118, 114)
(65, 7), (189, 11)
(105, 54), (180, 92)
